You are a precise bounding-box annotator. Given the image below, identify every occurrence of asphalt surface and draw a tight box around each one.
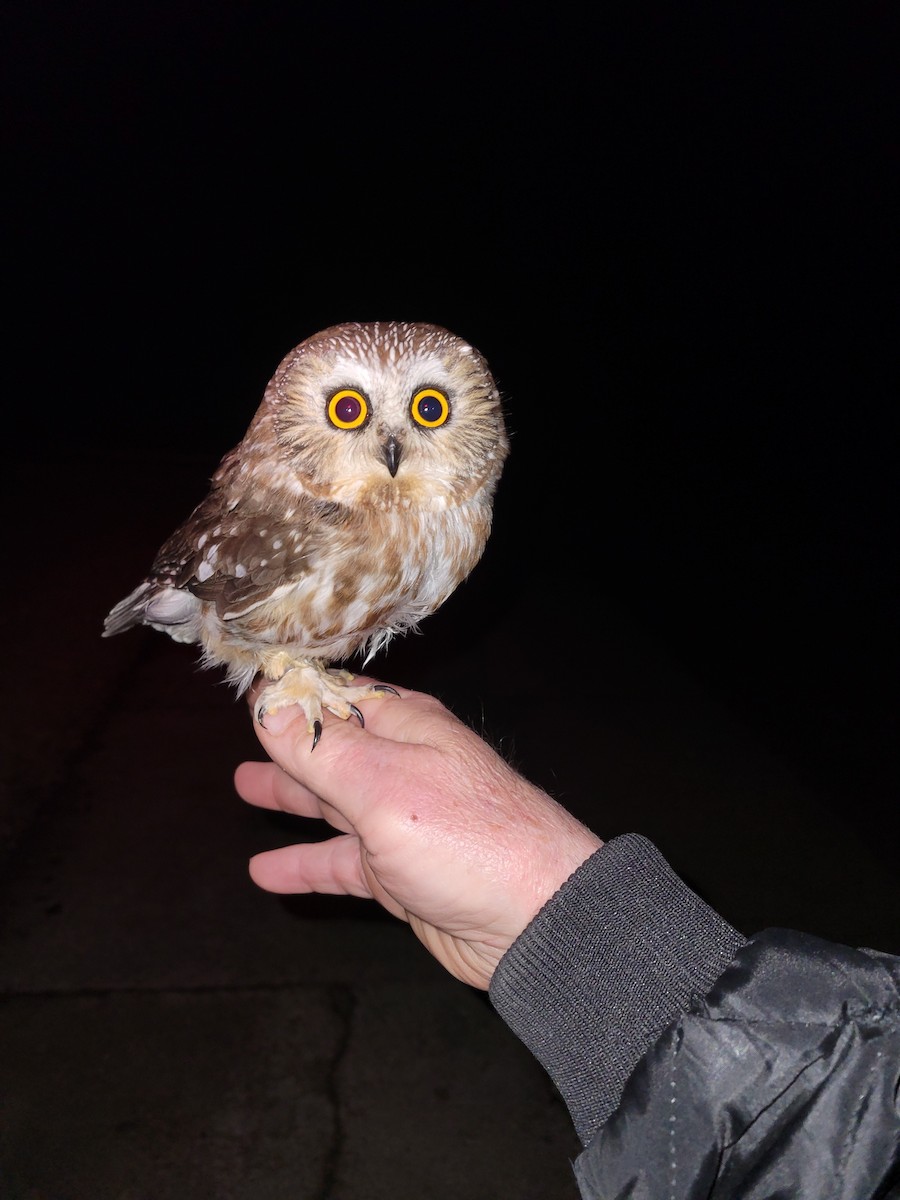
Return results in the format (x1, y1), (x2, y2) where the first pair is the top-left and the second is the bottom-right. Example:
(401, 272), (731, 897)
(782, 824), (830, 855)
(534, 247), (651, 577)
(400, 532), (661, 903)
(1, 451), (897, 1200)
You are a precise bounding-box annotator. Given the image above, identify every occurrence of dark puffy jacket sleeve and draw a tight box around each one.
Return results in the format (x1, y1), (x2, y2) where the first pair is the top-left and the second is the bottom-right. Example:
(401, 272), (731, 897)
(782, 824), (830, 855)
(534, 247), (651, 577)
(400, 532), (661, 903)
(489, 834), (900, 1199)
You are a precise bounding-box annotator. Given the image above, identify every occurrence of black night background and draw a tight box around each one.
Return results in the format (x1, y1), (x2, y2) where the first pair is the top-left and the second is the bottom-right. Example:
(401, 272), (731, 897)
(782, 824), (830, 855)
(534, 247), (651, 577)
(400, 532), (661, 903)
(8, 3), (897, 851)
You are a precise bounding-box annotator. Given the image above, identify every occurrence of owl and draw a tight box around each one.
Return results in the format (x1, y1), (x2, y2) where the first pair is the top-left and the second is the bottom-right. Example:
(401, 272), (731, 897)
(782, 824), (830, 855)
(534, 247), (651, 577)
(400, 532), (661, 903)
(103, 321), (509, 747)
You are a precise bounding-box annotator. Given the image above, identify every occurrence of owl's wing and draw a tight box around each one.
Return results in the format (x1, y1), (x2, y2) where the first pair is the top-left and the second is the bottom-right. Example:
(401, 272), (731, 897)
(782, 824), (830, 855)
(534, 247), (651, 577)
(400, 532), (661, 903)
(151, 490), (345, 620)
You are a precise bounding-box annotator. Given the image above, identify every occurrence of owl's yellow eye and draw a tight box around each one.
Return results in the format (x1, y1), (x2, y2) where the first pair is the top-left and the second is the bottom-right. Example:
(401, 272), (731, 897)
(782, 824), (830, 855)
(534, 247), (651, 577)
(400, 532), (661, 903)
(327, 389), (369, 429)
(411, 388), (450, 428)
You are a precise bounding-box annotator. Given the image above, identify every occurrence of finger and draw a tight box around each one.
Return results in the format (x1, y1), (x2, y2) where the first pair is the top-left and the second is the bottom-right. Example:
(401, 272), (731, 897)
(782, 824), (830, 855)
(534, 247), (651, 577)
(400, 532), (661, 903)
(246, 675), (456, 746)
(249, 834), (372, 898)
(245, 688), (463, 832)
(235, 761), (359, 838)
(234, 760), (323, 818)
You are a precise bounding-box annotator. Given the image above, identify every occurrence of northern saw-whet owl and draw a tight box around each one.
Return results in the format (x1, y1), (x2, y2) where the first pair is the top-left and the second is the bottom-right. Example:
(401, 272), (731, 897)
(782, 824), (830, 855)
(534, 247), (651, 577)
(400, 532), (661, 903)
(103, 321), (509, 746)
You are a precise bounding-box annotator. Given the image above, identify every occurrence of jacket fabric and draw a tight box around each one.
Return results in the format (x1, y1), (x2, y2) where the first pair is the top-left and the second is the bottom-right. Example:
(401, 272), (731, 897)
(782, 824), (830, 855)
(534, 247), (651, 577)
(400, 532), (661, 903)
(489, 834), (900, 1198)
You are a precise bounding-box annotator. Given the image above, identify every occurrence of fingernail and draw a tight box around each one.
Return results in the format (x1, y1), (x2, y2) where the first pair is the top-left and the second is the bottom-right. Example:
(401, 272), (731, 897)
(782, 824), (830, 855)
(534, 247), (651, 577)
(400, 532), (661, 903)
(257, 707), (295, 735)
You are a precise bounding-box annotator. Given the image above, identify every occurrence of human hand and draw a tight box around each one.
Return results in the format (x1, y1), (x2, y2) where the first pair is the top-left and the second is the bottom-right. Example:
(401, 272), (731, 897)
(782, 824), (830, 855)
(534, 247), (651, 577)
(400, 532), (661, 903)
(234, 682), (603, 989)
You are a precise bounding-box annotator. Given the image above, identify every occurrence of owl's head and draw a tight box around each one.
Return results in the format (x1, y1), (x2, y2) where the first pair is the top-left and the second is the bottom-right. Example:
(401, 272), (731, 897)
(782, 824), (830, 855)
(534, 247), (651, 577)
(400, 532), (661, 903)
(247, 321), (509, 510)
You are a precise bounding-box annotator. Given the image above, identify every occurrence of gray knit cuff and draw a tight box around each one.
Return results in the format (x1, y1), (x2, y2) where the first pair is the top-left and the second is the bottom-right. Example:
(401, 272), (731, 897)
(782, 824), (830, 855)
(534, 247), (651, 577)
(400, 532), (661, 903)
(488, 833), (746, 1145)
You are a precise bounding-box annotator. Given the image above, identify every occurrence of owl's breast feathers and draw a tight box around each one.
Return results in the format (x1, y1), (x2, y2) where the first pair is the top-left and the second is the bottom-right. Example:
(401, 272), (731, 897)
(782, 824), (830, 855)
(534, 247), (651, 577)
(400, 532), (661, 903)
(105, 474), (493, 682)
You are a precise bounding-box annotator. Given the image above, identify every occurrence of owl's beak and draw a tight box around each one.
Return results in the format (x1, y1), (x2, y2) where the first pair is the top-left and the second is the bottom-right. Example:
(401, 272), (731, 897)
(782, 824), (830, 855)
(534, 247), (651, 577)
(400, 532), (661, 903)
(381, 434), (403, 478)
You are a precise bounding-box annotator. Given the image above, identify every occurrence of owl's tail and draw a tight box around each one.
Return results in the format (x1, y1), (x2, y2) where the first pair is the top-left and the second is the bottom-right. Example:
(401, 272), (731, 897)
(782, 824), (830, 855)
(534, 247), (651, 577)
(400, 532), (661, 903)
(103, 578), (202, 644)
(103, 581), (156, 637)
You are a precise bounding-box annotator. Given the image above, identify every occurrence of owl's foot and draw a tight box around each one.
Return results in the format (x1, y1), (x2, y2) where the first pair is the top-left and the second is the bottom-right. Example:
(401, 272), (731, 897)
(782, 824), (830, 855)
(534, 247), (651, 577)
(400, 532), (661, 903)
(255, 663), (399, 749)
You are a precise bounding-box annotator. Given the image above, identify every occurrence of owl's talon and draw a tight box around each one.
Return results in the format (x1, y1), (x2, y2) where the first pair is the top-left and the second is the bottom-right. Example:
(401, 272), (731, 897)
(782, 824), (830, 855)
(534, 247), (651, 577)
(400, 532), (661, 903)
(373, 684), (400, 697)
(311, 720), (323, 751)
(348, 703), (365, 728)
(256, 704), (267, 728)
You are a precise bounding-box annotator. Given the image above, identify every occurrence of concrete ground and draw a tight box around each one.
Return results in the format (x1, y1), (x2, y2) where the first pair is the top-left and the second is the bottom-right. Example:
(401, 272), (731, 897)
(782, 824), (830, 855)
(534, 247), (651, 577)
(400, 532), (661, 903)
(1, 451), (897, 1200)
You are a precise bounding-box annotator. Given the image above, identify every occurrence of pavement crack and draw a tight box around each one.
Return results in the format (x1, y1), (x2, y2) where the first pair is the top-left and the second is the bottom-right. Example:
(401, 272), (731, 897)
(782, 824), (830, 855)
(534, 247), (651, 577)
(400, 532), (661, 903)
(319, 982), (356, 1200)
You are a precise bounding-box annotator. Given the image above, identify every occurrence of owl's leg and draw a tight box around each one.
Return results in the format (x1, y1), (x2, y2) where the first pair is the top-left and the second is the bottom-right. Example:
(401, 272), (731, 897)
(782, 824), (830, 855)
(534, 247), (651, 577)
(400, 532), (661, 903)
(255, 659), (399, 748)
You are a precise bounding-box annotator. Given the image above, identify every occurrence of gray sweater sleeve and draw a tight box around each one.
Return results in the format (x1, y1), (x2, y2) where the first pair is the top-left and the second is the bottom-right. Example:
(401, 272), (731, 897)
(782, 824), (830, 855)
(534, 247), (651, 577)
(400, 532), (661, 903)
(488, 833), (747, 1145)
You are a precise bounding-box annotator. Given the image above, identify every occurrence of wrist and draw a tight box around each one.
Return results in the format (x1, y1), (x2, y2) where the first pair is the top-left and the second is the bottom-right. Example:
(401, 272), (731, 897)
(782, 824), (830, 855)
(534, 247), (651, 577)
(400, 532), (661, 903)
(490, 834), (747, 1144)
